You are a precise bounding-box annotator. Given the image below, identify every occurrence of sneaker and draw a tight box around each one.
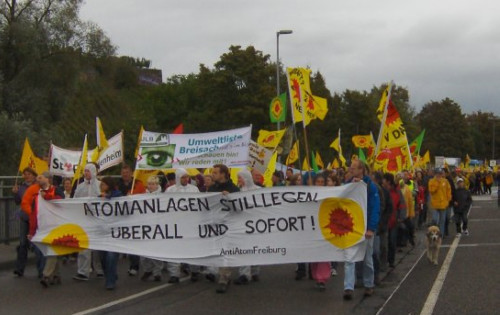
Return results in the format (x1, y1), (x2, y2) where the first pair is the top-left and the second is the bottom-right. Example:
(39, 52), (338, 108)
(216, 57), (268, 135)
(96, 273), (104, 278)
(168, 276), (179, 284)
(364, 287), (374, 297)
(330, 268), (337, 276)
(463, 230), (469, 236)
(13, 270), (23, 277)
(190, 272), (200, 282)
(205, 273), (216, 283)
(295, 272), (305, 281)
(128, 269), (138, 276)
(40, 277), (49, 288)
(141, 272), (152, 281)
(343, 289), (353, 300)
(234, 275), (249, 285)
(73, 274), (89, 281)
(251, 275), (260, 282)
(154, 275), (162, 282)
(105, 284), (115, 290)
(216, 283), (228, 294)
(317, 282), (326, 292)
(456, 232), (462, 237)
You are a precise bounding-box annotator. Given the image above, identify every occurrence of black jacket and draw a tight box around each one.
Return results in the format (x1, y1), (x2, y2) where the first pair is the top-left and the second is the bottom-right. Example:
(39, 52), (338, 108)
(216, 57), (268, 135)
(454, 187), (472, 214)
(208, 179), (240, 193)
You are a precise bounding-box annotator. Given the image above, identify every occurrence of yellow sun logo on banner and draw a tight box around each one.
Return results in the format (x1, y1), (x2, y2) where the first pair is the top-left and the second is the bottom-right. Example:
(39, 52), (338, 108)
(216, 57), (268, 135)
(318, 198), (365, 249)
(42, 224), (89, 255)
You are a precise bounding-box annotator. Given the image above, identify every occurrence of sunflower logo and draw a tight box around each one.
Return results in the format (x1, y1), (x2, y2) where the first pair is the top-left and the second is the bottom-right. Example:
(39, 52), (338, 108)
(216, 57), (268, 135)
(42, 224), (89, 255)
(318, 198), (365, 249)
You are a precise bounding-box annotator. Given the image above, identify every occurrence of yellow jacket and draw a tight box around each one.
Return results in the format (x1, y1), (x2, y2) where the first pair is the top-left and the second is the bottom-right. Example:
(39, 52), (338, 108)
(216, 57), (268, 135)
(428, 177), (451, 210)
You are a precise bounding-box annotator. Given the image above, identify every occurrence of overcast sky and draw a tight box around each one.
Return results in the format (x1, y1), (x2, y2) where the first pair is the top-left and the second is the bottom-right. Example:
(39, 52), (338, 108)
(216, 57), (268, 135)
(80, 0), (500, 115)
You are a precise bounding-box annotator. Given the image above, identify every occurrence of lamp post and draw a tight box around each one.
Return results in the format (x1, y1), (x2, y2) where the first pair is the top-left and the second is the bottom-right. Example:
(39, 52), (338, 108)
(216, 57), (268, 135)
(276, 29), (293, 132)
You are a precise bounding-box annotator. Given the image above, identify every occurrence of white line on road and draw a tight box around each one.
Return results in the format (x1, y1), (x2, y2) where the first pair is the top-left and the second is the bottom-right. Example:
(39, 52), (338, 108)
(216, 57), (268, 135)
(375, 249), (427, 315)
(440, 242), (500, 248)
(72, 277), (190, 315)
(468, 218), (500, 222)
(419, 234), (460, 315)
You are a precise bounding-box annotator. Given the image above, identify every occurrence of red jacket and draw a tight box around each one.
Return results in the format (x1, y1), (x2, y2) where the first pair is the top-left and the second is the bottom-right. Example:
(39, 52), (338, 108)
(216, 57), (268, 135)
(28, 186), (63, 236)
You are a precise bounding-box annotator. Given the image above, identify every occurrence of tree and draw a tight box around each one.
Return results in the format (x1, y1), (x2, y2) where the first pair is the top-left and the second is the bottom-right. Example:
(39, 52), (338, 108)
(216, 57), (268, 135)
(466, 111), (499, 159)
(416, 98), (474, 158)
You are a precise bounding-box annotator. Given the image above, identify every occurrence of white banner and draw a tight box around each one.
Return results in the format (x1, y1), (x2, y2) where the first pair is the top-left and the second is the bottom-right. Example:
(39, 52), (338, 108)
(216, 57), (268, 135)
(136, 126), (251, 170)
(33, 183), (368, 266)
(50, 132), (124, 177)
(247, 140), (274, 174)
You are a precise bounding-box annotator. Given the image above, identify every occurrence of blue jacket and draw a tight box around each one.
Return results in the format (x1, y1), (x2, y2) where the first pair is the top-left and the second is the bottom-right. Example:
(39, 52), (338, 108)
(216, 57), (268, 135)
(363, 175), (381, 232)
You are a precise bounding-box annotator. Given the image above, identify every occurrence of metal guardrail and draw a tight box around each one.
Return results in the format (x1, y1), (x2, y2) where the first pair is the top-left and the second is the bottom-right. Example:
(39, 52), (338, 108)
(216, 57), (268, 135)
(0, 197), (19, 244)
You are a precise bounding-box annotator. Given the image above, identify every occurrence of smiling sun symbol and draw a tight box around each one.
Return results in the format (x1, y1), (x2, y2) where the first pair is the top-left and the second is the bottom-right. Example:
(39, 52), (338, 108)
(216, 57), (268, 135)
(318, 198), (365, 249)
(42, 224), (89, 255)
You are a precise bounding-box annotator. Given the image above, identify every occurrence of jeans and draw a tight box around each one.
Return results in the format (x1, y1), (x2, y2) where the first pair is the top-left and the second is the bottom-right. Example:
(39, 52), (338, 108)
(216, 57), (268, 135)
(15, 216), (30, 274)
(373, 235), (381, 277)
(387, 228), (398, 266)
(33, 244), (46, 278)
(432, 209), (446, 235)
(344, 237), (374, 290)
(99, 251), (119, 288)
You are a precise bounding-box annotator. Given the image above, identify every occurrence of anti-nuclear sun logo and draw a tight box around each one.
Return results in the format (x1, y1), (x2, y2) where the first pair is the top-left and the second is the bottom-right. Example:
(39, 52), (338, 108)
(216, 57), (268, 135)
(318, 198), (365, 249)
(42, 224), (89, 255)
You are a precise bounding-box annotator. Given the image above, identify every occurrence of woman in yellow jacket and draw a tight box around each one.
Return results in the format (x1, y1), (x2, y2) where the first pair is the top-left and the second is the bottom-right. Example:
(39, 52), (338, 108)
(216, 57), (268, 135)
(428, 169), (451, 235)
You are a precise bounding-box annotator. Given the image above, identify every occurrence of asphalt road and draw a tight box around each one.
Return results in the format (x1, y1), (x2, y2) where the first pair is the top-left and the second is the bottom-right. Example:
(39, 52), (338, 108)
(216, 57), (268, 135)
(0, 196), (498, 315)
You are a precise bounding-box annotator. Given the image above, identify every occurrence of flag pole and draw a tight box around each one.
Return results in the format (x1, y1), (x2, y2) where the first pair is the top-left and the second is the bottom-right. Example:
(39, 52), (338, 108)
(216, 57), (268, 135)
(299, 86), (313, 185)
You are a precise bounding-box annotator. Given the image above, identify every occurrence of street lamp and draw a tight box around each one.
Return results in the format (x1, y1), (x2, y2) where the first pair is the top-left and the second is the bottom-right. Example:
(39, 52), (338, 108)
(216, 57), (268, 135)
(489, 117), (498, 161)
(276, 29), (293, 132)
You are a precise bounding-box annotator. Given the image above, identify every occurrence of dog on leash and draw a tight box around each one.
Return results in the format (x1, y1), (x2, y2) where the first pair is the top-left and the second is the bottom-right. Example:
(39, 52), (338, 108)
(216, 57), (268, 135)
(426, 225), (442, 265)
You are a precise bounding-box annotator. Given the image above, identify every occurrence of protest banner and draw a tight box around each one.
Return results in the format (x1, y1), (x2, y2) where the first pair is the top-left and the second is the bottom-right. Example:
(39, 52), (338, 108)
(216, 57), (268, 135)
(247, 140), (274, 174)
(136, 126), (251, 170)
(32, 183), (367, 266)
(49, 132), (124, 177)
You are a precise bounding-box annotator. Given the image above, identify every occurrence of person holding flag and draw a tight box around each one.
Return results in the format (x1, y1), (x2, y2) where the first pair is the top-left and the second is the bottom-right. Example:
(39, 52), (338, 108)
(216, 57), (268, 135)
(12, 167), (38, 277)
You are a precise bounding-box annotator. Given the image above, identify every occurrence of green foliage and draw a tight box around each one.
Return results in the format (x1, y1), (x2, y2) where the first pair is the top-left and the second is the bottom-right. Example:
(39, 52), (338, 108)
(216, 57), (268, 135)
(0, 2), (497, 175)
(416, 98), (474, 158)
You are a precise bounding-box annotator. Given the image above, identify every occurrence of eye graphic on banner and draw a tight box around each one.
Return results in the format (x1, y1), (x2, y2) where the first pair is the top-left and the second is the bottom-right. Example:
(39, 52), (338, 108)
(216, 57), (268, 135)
(42, 224), (89, 255)
(318, 198), (364, 249)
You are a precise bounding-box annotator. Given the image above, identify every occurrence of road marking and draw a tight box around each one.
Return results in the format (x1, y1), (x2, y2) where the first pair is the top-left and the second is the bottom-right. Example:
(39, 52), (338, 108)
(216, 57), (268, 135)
(468, 218), (500, 222)
(419, 233), (460, 315)
(440, 242), (500, 248)
(375, 249), (426, 315)
(72, 277), (190, 315)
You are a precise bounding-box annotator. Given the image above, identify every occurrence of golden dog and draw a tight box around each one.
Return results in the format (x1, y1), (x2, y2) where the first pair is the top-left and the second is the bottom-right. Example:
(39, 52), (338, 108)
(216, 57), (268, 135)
(426, 225), (442, 265)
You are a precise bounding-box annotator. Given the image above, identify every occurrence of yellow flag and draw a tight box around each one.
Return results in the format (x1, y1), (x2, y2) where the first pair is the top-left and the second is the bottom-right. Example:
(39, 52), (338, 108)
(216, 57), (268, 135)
(230, 168), (241, 186)
(374, 100), (412, 174)
(465, 154), (471, 168)
(332, 158), (340, 169)
(286, 67), (328, 126)
(329, 129), (346, 166)
(18, 138), (48, 174)
(421, 150), (430, 165)
(72, 134), (88, 186)
(263, 151), (278, 187)
(257, 129), (286, 148)
(134, 126), (144, 158)
(302, 157), (310, 171)
(286, 140), (299, 165)
(352, 135), (375, 149)
(91, 117), (110, 163)
(315, 151), (324, 169)
(376, 84), (391, 121)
